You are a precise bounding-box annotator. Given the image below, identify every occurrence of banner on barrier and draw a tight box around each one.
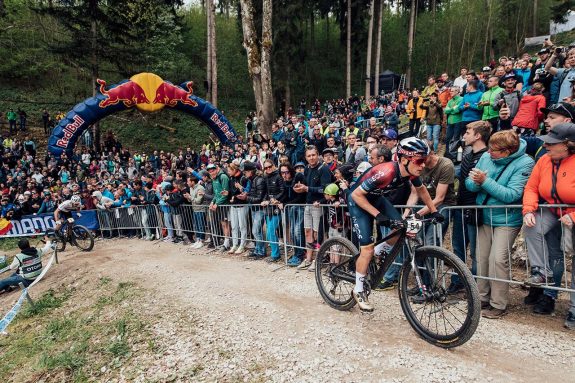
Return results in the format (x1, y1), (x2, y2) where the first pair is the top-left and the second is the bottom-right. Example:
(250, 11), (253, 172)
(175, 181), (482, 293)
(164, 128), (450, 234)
(0, 211), (99, 237)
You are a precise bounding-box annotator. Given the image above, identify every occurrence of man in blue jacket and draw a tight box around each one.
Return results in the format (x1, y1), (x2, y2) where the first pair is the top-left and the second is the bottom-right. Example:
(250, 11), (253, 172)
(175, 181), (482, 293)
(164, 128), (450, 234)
(458, 80), (484, 133)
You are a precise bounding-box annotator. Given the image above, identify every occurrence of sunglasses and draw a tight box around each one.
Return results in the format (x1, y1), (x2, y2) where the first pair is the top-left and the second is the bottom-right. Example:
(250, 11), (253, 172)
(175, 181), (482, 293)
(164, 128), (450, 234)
(280, 171), (290, 174)
(410, 157), (427, 166)
(264, 165), (273, 170)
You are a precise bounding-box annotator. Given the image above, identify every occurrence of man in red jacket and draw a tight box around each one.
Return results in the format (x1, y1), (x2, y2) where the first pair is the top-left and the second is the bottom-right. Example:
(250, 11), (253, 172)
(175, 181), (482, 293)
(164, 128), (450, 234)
(511, 81), (546, 136)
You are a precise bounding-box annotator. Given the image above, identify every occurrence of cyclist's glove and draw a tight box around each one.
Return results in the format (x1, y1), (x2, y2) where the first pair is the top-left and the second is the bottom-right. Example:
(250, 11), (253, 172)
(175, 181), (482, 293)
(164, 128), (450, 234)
(431, 212), (445, 223)
(375, 213), (389, 226)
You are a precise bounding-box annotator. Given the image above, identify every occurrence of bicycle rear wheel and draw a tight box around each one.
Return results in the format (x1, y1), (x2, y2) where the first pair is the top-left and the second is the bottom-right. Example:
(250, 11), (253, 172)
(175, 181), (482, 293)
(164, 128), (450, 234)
(398, 246), (480, 349)
(72, 225), (95, 251)
(315, 237), (358, 311)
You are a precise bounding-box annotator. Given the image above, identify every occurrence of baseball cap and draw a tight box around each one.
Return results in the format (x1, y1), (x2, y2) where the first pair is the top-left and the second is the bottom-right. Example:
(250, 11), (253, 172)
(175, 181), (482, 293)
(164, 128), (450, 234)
(482, 66), (492, 72)
(539, 122), (575, 144)
(294, 162), (306, 169)
(502, 73), (517, 82)
(322, 148), (335, 156)
(540, 102), (575, 120)
(356, 161), (372, 174)
(538, 48), (550, 55)
(381, 129), (398, 140)
(206, 164), (217, 170)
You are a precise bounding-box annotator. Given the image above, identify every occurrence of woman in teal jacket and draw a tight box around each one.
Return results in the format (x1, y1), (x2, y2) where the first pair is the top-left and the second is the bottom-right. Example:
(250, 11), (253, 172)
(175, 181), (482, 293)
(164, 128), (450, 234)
(465, 130), (534, 319)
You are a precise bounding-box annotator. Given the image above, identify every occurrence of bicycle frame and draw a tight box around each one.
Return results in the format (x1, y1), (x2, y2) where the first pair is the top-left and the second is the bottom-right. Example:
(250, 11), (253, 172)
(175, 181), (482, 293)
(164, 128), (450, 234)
(329, 220), (429, 293)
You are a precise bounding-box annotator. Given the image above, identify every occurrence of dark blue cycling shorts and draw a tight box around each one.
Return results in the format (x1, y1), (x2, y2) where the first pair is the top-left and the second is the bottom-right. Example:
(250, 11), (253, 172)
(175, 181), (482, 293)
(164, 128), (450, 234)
(348, 195), (402, 247)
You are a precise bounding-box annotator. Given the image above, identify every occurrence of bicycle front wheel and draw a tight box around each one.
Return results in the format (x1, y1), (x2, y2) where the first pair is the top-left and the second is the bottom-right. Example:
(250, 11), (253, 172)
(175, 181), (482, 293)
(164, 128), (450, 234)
(72, 225), (95, 251)
(398, 246), (480, 349)
(315, 237), (358, 311)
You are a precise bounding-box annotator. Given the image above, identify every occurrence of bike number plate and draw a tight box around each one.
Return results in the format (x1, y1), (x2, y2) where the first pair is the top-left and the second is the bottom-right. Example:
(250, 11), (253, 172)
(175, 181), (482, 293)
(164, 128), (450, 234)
(67, 218), (75, 223)
(406, 219), (423, 235)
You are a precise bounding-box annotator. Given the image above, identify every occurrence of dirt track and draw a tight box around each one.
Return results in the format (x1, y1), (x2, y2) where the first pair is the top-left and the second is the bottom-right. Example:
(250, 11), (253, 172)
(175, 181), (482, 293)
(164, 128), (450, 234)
(2, 238), (574, 382)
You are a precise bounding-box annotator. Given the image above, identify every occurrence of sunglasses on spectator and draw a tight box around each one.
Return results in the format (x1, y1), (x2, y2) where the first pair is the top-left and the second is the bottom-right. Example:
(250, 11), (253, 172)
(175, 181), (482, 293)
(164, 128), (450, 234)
(264, 165), (273, 170)
(410, 157), (427, 166)
(280, 171), (290, 174)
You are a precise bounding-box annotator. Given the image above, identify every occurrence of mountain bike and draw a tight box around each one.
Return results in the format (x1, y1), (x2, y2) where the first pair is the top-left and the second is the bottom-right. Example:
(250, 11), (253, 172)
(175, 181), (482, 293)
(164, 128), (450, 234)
(55, 217), (95, 252)
(315, 215), (480, 349)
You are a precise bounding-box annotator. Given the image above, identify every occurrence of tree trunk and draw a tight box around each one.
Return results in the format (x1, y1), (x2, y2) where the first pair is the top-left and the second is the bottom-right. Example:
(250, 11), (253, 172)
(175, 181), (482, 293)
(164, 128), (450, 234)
(365, 0), (375, 100)
(239, 0), (273, 136)
(209, 0), (218, 107)
(285, 64), (291, 116)
(483, 0), (492, 65)
(406, 0), (416, 89)
(90, 0), (100, 151)
(346, 0), (351, 98)
(374, 0), (383, 97)
(206, 2), (212, 102)
(310, 8), (315, 51)
(532, 0), (537, 37)
(260, 0), (274, 133)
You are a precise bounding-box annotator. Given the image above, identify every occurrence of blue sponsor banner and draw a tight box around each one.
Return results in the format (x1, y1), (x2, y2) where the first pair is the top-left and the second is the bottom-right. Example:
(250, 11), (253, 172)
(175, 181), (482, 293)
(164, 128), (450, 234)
(1, 210), (99, 237)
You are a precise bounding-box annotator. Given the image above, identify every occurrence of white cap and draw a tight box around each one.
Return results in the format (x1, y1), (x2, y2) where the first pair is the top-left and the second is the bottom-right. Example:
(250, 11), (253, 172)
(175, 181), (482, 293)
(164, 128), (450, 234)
(356, 161), (372, 174)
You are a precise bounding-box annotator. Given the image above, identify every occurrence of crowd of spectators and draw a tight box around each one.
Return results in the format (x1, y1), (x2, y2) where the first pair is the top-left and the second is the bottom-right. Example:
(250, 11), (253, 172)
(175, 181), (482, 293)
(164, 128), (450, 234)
(1, 41), (575, 328)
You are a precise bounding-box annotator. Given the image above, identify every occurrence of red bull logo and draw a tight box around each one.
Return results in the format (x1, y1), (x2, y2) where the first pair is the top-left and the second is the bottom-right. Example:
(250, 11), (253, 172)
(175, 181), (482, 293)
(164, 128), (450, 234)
(153, 81), (198, 108)
(98, 79), (150, 108)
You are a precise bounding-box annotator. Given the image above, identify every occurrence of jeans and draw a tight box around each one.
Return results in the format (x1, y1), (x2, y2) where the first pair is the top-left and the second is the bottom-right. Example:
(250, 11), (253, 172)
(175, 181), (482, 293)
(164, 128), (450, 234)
(251, 208), (266, 255)
(229, 206), (248, 247)
(19, 117), (26, 131)
(422, 207), (450, 247)
(287, 206), (305, 258)
(193, 211), (206, 241)
(266, 214), (281, 259)
(163, 211), (174, 238)
(451, 209), (478, 286)
(9, 120), (16, 135)
(523, 208), (566, 299)
(0, 272), (31, 290)
(426, 124), (441, 152)
(141, 208), (152, 239)
(408, 118), (421, 137)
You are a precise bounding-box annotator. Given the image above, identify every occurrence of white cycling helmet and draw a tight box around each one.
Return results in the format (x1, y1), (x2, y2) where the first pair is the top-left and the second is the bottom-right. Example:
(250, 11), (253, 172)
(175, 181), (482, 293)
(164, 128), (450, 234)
(71, 195), (81, 204)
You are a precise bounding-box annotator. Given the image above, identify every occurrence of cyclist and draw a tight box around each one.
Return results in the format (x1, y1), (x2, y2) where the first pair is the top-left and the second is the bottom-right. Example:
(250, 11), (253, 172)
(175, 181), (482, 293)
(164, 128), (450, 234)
(54, 195), (83, 232)
(349, 137), (444, 312)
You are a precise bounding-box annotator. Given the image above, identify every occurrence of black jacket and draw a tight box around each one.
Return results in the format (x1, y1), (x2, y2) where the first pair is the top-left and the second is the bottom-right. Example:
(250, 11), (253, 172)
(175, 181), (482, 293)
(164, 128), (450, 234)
(304, 163), (333, 203)
(246, 175), (266, 204)
(264, 170), (286, 202)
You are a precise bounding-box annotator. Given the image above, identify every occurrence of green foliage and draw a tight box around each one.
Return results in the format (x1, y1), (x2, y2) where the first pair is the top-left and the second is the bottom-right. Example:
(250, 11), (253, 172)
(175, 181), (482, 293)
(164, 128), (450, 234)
(0, 1), (568, 153)
(20, 288), (72, 318)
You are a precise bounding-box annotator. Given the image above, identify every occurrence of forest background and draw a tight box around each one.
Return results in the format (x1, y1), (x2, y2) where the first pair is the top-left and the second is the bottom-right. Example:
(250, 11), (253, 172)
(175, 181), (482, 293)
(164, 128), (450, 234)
(0, 0), (573, 151)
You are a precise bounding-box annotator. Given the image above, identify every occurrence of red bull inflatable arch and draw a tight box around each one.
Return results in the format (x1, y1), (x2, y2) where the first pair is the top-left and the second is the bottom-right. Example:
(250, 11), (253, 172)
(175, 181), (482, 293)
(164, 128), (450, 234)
(48, 72), (238, 157)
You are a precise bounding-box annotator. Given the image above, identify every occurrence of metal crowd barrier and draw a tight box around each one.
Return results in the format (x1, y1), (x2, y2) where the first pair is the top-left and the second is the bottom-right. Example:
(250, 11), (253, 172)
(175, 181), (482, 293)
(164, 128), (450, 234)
(438, 204), (575, 294)
(94, 203), (575, 295)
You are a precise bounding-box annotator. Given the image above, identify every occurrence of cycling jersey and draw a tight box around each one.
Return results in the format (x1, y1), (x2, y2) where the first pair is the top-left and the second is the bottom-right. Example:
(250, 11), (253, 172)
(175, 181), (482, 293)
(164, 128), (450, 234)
(57, 200), (79, 213)
(352, 161), (422, 198)
(350, 161), (421, 246)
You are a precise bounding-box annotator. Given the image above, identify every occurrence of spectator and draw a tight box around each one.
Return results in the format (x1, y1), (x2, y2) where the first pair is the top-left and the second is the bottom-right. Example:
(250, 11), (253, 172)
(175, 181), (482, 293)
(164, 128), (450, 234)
(478, 75), (503, 131)
(453, 67), (468, 89)
(293, 146), (332, 270)
(421, 93), (443, 152)
(451, 121), (490, 292)
(511, 81), (546, 136)
(0, 238), (52, 293)
(344, 134), (366, 165)
(444, 87), (463, 159)
(406, 90), (426, 137)
(544, 47), (575, 104)
(42, 109), (50, 134)
(459, 80), (484, 133)
(236, 161), (266, 258)
(6, 109), (16, 135)
(493, 74), (522, 131)
(522, 123), (575, 322)
(208, 163), (231, 250)
(465, 130), (534, 319)
(261, 159), (285, 262)
(382, 106), (399, 131)
(227, 161), (249, 254)
(18, 109), (27, 131)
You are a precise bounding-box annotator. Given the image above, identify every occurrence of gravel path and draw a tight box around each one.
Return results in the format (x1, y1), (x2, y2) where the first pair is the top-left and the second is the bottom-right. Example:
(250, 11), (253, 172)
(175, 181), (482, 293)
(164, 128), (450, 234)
(5, 238), (574, 382)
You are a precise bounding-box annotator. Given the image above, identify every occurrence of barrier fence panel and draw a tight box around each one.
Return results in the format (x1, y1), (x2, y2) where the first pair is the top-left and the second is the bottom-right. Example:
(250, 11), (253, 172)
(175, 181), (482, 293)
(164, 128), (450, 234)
(439, 204), (575, 294)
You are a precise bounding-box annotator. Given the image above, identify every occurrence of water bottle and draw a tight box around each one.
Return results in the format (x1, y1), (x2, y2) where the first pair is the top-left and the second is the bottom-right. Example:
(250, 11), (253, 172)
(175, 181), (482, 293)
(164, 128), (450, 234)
(456, 146), (463, 162)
